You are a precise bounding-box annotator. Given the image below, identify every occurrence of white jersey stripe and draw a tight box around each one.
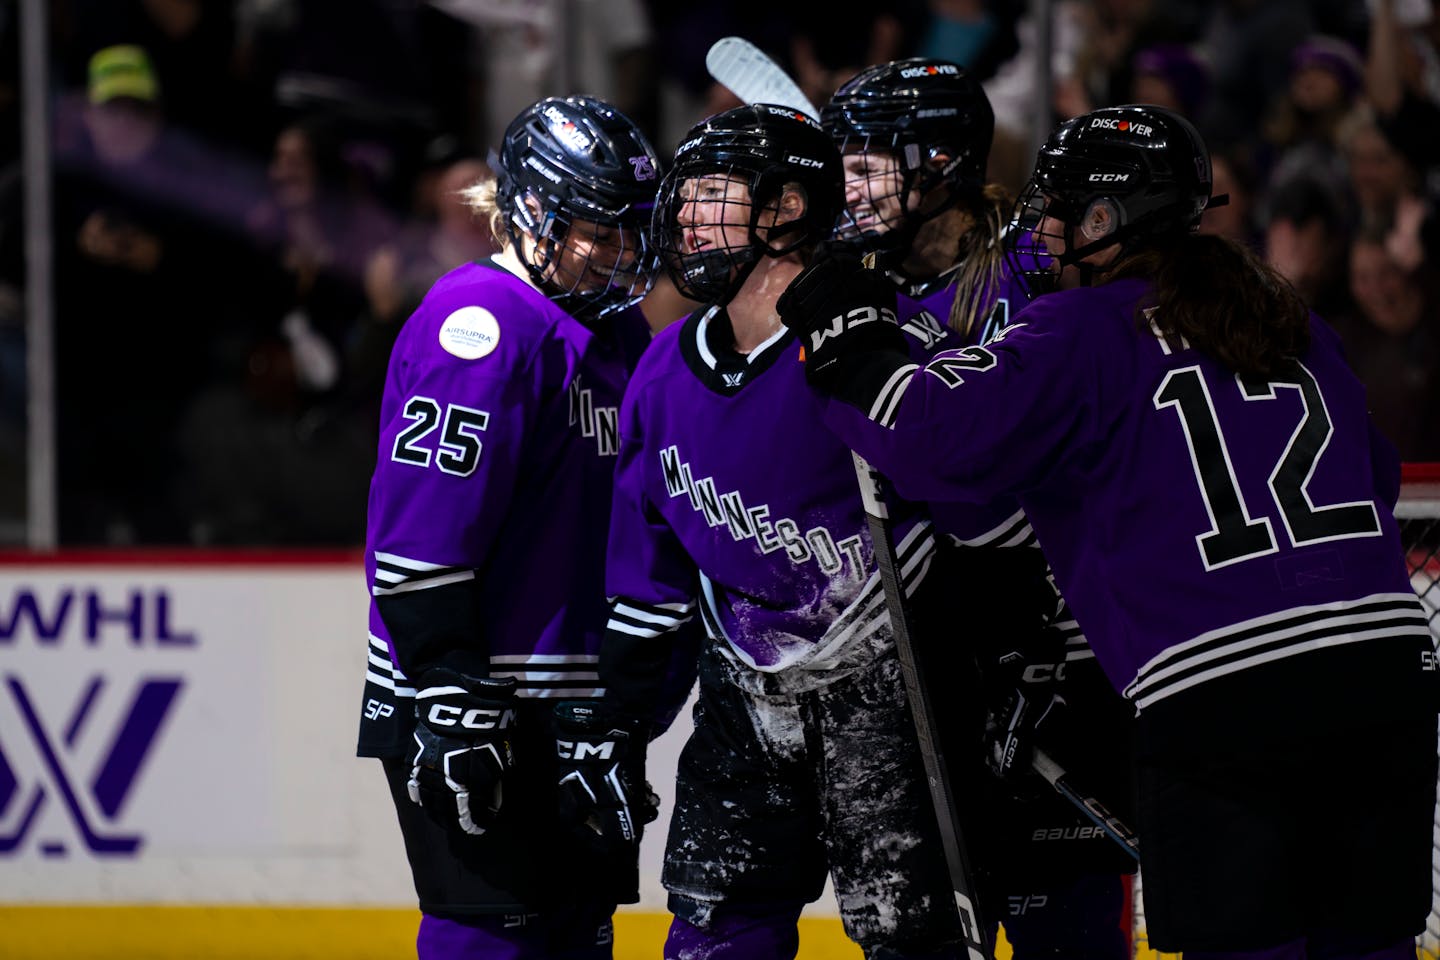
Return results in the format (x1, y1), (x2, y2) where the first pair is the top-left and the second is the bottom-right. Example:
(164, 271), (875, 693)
(374, 551), (451, 572)
(489, 654), (599, 665)
(869, 364), (920, 427)
(372, 569), (475, 596)
(1125, 593), (1429, 707)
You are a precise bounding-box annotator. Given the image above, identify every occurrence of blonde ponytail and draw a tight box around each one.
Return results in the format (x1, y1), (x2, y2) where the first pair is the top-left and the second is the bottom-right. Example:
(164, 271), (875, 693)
(946, 183), (1012, 339)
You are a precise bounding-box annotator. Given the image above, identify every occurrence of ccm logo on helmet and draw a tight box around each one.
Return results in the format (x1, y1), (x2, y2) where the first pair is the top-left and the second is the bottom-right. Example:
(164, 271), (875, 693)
(786, 154), (825, 169)
(901, 63), (960, 78)
(1090, 117), (1153, 137)
(1088, 173), (1130, 182)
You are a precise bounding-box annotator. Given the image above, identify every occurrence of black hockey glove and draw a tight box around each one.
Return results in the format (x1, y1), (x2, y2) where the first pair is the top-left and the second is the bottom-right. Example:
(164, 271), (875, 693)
(776, 244), (911, 399)
(981, 627), (1069, 786)
(408, 670), (518, 836)
(553, 701), (659, 860)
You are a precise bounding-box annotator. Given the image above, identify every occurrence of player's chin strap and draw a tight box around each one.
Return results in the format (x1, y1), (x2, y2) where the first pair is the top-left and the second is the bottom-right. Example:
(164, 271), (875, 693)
(701, 204), (816, 307)
(679, 245), (763, 309)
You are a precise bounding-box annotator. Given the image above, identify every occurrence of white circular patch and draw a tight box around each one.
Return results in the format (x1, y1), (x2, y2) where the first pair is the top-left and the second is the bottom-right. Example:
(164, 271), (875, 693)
(438, 306), (501, 360)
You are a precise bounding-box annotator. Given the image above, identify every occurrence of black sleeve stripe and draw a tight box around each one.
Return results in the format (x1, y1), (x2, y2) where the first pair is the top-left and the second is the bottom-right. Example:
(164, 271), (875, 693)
(697, 585), (726, 643)
(601, 592), (700, 721)
(1125, 593), (1430, 708)
(365, 633), (416, 697)
(372, 551), (475, 596)
(489, 655), (605, 699)
(607, 599), (697, 637)
(809, 520), (937, 660)
(868, 363), (920, 428)
(944, 508), (1035, 548)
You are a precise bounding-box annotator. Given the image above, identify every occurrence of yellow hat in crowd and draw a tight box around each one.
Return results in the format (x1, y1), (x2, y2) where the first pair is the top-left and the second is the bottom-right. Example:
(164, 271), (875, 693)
(88, 44), (159, 105)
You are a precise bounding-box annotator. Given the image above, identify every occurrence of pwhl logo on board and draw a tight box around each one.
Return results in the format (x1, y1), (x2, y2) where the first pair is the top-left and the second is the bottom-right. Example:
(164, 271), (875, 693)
(0, 675), (182, 856)
(0, 586), (194, 857)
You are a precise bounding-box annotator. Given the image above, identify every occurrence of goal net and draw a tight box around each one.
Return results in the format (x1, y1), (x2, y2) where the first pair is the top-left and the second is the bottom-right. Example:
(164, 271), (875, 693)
(1400, 464), (1440, 957)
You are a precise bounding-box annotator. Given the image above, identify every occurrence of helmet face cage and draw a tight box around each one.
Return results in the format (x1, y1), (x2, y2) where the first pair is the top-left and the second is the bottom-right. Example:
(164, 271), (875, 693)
(830, 136), (926, 254)
(652, 104), (842, 304)
(496, 96), (663, 320)
(822, 58), (994, 261)
(652, 165), (763, 304)
(1003, 104), (1211, 300)
(1004, 184), (1075, 299)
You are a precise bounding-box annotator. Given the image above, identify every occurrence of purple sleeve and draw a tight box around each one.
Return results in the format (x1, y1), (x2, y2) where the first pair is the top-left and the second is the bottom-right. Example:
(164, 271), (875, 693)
(600, 370), (703, 724)
(369, 282), (569, 677)
(604, 378), (700, 607)
(823, 298), (1099, 504)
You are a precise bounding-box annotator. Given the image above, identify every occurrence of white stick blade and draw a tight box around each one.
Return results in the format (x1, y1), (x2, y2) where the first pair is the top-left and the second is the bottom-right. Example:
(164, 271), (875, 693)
(704, 36), (820, 119)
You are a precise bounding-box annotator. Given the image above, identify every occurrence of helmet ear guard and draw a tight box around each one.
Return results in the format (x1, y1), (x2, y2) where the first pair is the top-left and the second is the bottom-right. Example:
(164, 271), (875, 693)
(753, 178), (816, 256)
(1078, 198), (1122, 244)
(1003, 104), (1215, 298)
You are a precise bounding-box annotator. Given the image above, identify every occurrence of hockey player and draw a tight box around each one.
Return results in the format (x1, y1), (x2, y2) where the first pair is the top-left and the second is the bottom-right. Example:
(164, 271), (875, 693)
(822, 60), (1134, 956)
(575, 104), (971, 959)
(779, 103), (1440, 958)
(354, 96), (669, 959)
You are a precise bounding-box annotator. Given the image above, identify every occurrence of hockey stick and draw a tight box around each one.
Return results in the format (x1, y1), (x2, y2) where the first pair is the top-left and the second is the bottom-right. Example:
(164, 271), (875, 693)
(704, 36), (821, 119)
(1031, 746), (1141, 861)
(853, 451), (995, 960)
(704, 41), (995, 954)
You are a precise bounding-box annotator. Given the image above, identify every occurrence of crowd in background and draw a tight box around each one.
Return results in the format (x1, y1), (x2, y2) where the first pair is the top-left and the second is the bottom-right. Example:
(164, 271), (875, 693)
(0, 0), (1436, 546)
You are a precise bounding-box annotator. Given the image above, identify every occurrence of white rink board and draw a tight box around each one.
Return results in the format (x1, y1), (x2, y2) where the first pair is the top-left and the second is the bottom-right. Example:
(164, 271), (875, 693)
(0, 557), (698, 911)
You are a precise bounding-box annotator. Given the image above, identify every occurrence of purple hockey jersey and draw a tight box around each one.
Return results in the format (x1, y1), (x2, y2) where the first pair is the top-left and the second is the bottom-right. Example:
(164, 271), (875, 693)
(918, 262), (1094, 664)
(824, 276), (1430, 708)
(911, 256), (1031, 350)
(357, 258), (650, 755)
(604, 296), (952, 694)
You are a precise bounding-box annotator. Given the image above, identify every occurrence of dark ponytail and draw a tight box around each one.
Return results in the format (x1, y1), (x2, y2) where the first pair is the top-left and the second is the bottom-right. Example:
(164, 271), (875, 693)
(1109, 233), (1311, 379)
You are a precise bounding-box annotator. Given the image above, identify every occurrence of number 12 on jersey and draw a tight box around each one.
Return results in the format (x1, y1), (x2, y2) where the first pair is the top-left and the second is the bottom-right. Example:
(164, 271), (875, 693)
(1153, 360), (1380, 571)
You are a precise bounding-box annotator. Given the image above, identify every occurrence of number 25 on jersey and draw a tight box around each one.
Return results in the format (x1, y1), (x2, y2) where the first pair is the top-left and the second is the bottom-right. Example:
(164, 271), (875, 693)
(391, 396), (491, 477)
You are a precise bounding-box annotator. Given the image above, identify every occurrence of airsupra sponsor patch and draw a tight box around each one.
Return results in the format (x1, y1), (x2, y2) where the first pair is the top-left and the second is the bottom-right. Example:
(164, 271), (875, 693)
(439, 306), (501, 360)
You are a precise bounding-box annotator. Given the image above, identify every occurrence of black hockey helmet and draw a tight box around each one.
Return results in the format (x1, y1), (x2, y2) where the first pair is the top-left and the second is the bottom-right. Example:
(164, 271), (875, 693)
(496, 96), (663, 320)
(822, 58), (994, 258)
(652, 104), (843, 304)
(1005, 104), (1214, 297)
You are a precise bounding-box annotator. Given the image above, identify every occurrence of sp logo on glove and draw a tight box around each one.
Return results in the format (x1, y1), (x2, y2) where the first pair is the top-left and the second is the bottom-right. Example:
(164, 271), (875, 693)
(408, 670), (519, 836)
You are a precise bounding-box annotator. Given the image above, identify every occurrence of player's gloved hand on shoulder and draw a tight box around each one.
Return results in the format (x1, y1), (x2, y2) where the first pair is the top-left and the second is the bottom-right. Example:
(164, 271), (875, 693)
(408, 669), (518, 836)
(553, 701), (658, 859)
(980, 628), (1068, 788)
(776, 243), (909, 395)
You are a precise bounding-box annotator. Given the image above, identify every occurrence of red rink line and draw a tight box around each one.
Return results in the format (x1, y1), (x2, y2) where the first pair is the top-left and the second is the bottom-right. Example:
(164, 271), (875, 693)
(0, 548), (362, 566)
(0, 466), (1432, 568)
(1404, 462), (1440, 483)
